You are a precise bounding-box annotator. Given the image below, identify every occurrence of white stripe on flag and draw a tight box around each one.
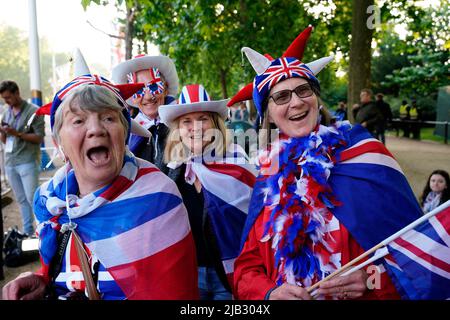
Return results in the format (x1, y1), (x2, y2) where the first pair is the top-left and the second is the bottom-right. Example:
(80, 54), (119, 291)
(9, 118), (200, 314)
(385, 256), (402, 270)
(56, 271), (114, 282)
(192, 163), (252, 214)
(340, 152), (403, 174)
(343, 138), (379, 151)
(430, 216), (450, 248)
(389, 241), (450, 279)
(87, 202), (191, 267)
(400, 229), (450, 263)
(114, 165), (182, 202)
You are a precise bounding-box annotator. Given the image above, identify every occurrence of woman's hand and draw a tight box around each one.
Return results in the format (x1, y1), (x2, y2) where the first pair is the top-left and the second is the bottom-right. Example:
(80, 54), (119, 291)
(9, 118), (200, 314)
(269, 283), (312, 300)
(317, 270), (368, 300)
(2, 272), (47, 300)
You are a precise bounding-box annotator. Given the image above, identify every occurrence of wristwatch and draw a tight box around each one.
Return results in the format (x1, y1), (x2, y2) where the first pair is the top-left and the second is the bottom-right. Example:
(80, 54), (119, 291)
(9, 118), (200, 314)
(17, 132), (23, 138)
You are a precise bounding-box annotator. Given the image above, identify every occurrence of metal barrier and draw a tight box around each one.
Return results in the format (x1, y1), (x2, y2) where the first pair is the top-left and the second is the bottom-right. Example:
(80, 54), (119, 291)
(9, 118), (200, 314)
(390, 119), (449, 144)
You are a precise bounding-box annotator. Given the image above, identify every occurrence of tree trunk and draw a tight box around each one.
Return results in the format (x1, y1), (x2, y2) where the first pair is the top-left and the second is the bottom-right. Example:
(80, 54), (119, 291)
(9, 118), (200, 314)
(220, 69), (228, 99)
(125, 5), (135, 60)
(347, 0), (374, 122)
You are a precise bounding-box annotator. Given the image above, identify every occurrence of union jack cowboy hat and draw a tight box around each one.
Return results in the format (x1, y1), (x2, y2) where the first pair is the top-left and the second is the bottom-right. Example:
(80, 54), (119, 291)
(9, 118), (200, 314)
(111, 54), (179, 102)
(159, 84), (229, 126)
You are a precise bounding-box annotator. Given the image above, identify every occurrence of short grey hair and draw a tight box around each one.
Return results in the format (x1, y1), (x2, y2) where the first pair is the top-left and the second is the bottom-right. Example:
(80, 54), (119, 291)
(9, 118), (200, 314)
(52, 85), (129, 144)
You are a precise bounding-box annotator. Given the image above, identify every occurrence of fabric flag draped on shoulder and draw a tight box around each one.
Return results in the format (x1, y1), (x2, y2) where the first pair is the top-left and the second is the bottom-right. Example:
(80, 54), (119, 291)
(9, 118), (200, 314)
(241, 125), (423, 287)
(168, 144), (257, 287)
(34, 151), (198, 299)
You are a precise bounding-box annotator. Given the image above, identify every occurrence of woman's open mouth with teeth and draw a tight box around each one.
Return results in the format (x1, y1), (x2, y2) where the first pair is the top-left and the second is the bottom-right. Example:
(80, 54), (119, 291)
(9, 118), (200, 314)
(289, 110), (309, 121)
(86, 146), (110, 165)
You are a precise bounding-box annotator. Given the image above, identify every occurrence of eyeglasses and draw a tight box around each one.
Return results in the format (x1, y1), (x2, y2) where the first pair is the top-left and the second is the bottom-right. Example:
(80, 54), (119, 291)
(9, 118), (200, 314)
(268, 83), (314, 105)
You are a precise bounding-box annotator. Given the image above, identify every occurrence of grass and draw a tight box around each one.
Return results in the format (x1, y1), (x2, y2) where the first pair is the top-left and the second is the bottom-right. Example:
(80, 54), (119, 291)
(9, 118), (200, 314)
(387, 127), (448, 144)
(420, 127), (447, 143)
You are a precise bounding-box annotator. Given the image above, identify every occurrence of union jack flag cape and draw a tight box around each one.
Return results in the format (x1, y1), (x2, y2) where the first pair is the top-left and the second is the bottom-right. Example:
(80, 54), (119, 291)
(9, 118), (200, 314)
(34, 152), (198, 299)
(384, 202), (450, 299)
(241, 124), (423, 289)
(169, 144), (257, 287)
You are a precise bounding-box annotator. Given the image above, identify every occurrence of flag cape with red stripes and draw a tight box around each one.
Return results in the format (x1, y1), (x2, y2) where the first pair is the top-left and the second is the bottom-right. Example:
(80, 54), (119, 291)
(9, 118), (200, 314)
(34, 152), (198, 299)
(241, 124), (422, 266)
(186, 145), (257, 285)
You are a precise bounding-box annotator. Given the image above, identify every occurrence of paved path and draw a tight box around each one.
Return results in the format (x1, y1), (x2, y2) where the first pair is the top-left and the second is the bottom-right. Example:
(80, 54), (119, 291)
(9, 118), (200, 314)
(385, 135), (450, 197)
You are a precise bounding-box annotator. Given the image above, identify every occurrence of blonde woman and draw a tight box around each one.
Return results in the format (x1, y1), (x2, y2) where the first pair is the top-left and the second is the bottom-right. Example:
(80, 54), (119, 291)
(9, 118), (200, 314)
(159, 84), (257, 300)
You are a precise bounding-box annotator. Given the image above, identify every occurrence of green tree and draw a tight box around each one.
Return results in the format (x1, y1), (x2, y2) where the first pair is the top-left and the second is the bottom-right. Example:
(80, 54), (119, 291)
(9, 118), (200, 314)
(0, 25), (67, 103)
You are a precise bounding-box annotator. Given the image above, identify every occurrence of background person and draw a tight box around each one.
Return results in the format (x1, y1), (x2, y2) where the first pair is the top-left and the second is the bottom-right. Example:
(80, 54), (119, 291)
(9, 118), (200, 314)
(375, 93), (392, 145)
(333, 101), (347, 122)
(420, 169), (450, 214)
(399, 100), (411, 138)
(354, 88), (383, 138)
(160, 84), (256, 300)
(409, 99), (421, 140)
(0, 80), (45, 236)
(2, 75), (198, 300)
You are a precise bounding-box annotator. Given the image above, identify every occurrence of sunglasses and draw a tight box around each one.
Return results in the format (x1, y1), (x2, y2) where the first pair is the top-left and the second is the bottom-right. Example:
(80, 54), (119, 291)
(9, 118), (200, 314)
(134, 81), (165, 99)
(268, 83), (314, 105)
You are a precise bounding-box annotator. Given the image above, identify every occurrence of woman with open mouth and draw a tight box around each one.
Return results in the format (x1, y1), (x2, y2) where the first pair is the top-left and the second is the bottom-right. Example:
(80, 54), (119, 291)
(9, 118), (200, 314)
(233, 27), (423, 300)
(159, 84), (257, 300)
(2, 74), (198, 300)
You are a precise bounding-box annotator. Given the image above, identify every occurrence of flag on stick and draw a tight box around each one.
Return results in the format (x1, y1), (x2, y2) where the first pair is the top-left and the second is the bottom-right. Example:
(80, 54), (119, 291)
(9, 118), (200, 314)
(308, 201), (450, 299)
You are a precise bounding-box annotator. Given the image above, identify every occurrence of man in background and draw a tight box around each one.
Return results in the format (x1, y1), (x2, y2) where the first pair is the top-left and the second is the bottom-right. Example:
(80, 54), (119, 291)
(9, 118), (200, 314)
(354, 88), (383, 138)
(375, 93), (392, 144)
(0, 80), (45, 236)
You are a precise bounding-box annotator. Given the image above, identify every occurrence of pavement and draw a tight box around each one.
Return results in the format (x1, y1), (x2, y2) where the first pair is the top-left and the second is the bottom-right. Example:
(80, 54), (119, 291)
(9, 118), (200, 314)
(1, 133), (449, 297)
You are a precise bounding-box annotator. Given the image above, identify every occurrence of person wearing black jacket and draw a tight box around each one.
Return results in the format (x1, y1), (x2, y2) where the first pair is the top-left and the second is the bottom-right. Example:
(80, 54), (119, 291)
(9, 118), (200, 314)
(354, 88), (384, 138)
(375, 93), (393, 144)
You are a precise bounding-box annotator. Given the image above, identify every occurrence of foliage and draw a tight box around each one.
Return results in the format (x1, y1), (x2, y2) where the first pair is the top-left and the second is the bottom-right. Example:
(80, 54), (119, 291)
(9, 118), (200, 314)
(80, 0), (449, 108)
(376, 1), (450, 98)
(0, 26), (67, 103)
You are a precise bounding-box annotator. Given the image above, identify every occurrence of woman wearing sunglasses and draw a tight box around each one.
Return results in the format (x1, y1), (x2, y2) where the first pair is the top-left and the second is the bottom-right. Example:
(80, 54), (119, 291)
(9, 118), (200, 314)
(233, 28), (422, 300)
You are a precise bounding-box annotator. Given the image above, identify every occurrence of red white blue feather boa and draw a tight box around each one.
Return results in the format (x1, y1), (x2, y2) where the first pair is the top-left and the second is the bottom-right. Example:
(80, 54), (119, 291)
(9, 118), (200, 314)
(258, 121), (352, 287)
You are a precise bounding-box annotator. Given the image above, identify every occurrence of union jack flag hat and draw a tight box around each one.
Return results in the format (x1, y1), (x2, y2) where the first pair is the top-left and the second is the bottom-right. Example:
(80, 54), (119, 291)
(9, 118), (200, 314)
(239, 27), (334, 119)
(112, 54), (179, 100)
(228, 26), (314, 107)
(159, 84), (229, 126)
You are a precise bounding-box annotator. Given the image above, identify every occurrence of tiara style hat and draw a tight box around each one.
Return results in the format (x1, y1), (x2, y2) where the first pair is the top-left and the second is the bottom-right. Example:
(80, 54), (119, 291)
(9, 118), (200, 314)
(159, 84), (229, 126)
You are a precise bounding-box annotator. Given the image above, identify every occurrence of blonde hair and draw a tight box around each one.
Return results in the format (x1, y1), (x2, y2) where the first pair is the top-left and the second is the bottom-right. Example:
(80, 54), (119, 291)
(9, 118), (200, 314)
(164, 112), (229, 163)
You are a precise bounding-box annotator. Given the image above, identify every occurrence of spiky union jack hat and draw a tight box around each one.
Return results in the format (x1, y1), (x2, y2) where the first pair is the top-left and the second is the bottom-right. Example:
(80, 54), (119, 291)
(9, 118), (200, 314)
(238, 26), (334, 119)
